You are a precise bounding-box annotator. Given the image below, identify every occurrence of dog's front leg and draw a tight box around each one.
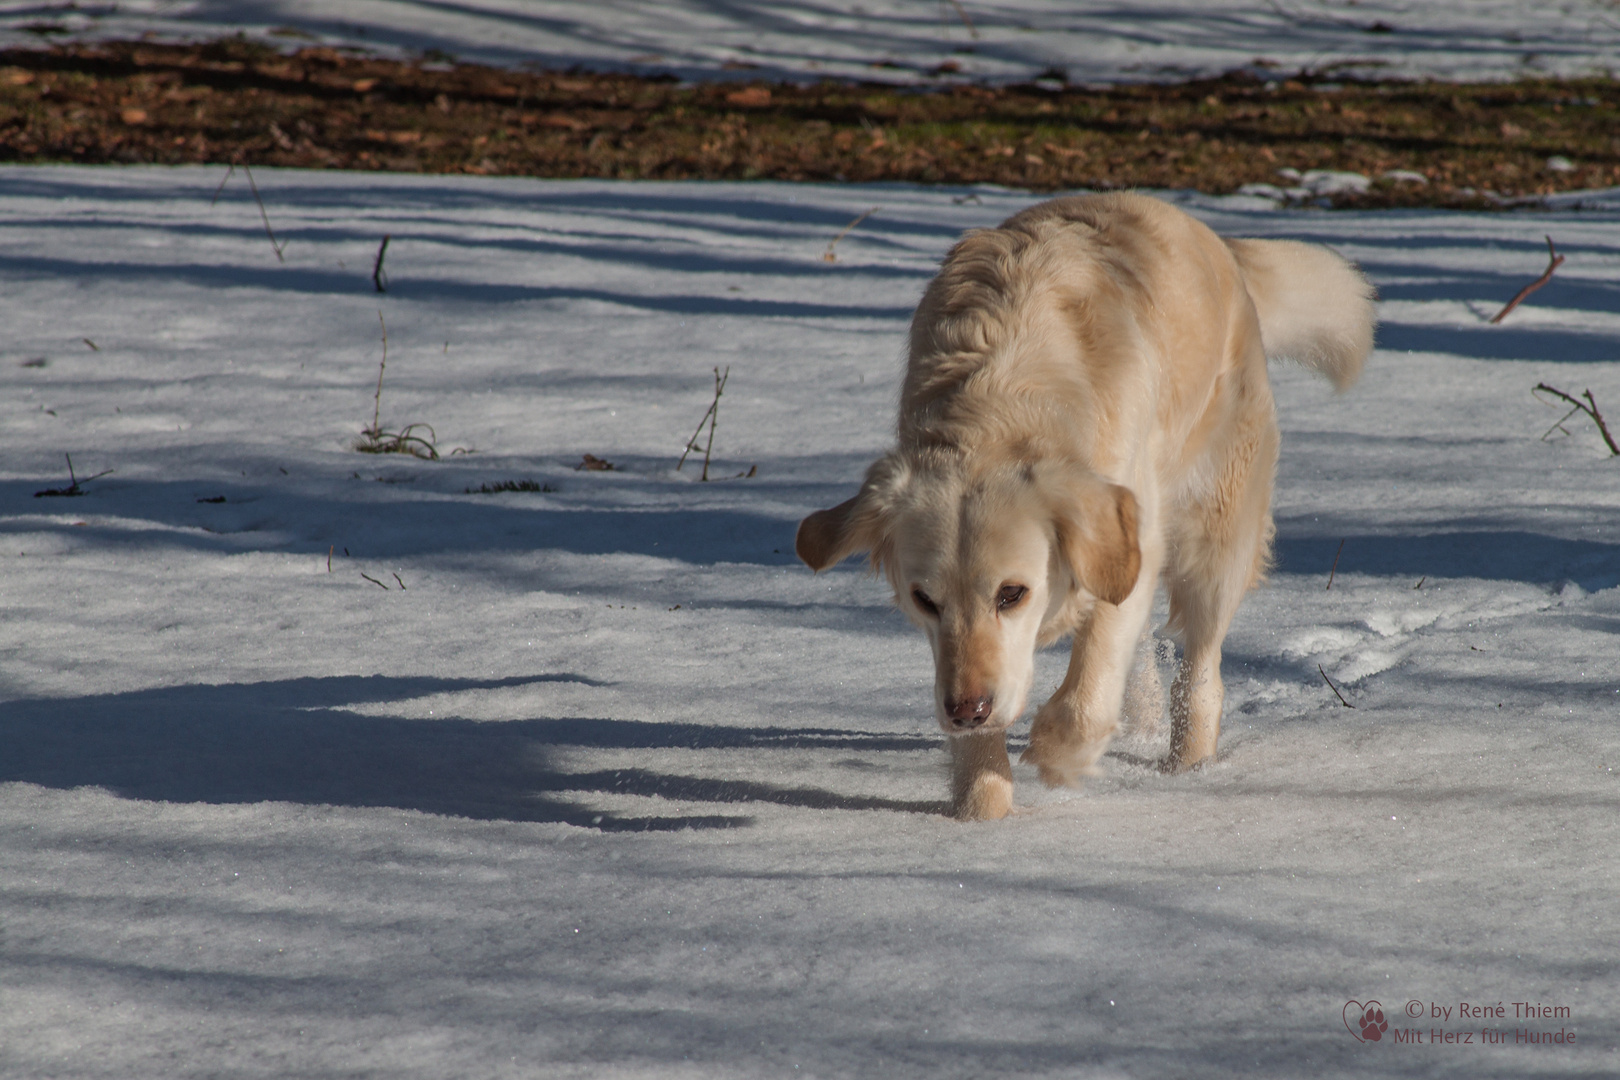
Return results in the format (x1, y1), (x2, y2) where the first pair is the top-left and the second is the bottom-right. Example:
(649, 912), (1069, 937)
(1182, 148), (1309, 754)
(1021, 588), (1151, 787)
(950, 730), (1013, 820)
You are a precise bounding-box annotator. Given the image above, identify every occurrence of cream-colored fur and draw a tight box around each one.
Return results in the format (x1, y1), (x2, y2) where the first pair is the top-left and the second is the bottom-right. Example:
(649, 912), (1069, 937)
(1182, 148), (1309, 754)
(797, 193), (1375, 820)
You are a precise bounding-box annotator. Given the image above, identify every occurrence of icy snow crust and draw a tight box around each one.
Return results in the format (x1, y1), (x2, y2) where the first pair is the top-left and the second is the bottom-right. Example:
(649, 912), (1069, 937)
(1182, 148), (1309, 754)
(2, 167), (1619, 1077)
(6, 0), (1620, 84)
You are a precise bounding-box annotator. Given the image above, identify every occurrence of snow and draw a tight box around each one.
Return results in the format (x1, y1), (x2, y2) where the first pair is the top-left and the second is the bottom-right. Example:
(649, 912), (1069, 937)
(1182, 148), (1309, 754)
(3, 4), (1620, 1078)
(5, 0), (1620, 84)
(2, 164), (1617, 1078)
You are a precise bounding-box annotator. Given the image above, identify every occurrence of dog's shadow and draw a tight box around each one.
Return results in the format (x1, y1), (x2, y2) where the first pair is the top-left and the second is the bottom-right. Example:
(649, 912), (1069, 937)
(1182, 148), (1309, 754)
(0, 675), (949, 831)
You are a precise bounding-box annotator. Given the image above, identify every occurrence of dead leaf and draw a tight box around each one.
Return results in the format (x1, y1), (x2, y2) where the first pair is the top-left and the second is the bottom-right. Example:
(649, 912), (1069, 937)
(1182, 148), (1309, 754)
(1042, 142), (1088, 159)
(725, 86), (771, 107)
(540, 113), (589, 130)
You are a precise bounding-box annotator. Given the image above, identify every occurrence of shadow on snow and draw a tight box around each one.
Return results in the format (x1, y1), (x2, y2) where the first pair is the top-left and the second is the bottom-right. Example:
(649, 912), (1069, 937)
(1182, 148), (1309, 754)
(0, 674), (947, 829)
(1274, 527), (1620, 591)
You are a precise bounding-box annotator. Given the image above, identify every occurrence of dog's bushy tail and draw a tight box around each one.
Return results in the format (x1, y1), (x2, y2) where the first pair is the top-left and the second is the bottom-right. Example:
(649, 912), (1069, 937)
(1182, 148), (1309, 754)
(1225, 238), (1376, 391)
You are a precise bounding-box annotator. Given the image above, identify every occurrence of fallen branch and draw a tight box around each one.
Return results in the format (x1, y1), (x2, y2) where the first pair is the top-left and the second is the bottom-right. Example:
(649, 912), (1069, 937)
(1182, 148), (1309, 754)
(823, 206), (879, 263)
(1319, 664), (1354, 708)
(372, 234), (390, 292)
(1489, 235), (1563, 324)
(676, 366), (730, 481)
(1534, 382), (1620, 456)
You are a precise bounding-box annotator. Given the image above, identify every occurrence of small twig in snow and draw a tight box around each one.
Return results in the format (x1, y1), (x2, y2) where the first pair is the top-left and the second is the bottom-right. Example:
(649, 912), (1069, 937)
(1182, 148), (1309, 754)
(823, 206), (879, 263)
(356, 313), (440, 459)
(1540, 402), (1585, 442)
(1533, 383), (1620, 456)
(34, 453), (113, 497)
(373, 312), (387, 433)
(945, 1), (979, 39)
(677, 366), (730, 481)
(82, 338), (98, 351)
(360, 572), (388, 589)
(210, 163), (236, 205)
(372, 235), (391, 292)
(241, 163), (286, 262)
(1326, 538), (1346, 590)
(1319, 665), (1354, 708)
(393, 572), (406, 589)
(1489, 236), (1563, 324)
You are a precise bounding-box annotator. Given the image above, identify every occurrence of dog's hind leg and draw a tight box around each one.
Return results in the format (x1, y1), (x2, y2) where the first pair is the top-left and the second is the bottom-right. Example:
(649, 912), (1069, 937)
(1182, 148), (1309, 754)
(1119, 628), (1168, 744)
(950, 730), (1013, 820)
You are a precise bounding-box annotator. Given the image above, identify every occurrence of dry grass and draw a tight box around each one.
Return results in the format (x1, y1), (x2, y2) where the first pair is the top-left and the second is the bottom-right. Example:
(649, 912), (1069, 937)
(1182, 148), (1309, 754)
(2, 39), (1619, 206)
(465, 479), (556, 494)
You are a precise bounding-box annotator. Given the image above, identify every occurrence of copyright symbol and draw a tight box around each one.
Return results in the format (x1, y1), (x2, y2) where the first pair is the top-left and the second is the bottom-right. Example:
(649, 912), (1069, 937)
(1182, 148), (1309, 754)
(1404, 1000), (1424, 1018)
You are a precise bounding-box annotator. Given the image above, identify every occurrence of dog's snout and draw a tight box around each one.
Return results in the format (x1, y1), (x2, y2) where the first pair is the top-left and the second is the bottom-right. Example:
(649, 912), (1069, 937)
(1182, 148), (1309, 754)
(945, 694), (994, 730)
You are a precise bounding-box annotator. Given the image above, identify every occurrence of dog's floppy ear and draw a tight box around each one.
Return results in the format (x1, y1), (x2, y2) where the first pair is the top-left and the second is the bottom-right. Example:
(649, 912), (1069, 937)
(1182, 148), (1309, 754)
(796, 455), (906, 572)
(1048, 472), (1141, 606)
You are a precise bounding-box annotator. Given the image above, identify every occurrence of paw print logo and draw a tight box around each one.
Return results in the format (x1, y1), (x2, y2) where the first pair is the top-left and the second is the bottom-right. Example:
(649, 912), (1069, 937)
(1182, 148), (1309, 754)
(1343, 1000), (1389, 1043)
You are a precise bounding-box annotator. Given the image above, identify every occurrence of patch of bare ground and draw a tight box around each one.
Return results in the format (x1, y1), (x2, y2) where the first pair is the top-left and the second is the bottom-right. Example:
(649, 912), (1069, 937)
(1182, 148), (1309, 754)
(2, 39), (1618, 207)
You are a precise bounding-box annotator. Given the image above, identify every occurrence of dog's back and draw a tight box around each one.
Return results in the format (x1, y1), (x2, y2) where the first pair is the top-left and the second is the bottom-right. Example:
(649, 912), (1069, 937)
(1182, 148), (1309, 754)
(899, 193), (1302, 480)
(902, 193), (1375, 444)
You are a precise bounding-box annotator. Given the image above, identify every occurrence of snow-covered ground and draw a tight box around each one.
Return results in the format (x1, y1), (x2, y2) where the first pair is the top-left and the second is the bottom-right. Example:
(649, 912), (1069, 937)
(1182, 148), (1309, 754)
(6, 0), (1620, 84)
(2, 164), (1618, 1077)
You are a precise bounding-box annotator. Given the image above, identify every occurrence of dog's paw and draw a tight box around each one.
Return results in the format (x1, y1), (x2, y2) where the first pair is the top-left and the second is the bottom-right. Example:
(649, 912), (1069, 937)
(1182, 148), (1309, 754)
(953, 771), (1013, 821)
(1018, 737), (1103, 789)
(1022, 704), (1110, 787)
(1158, 748), (1215, 775)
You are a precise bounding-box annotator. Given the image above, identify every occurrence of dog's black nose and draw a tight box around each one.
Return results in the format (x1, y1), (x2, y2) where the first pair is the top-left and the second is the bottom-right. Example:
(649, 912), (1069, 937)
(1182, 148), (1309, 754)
(945, 695), (993, 729)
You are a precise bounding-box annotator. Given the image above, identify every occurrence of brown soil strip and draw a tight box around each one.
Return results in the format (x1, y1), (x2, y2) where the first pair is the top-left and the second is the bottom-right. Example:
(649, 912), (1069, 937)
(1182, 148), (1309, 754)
(3, 39), (1618, 208)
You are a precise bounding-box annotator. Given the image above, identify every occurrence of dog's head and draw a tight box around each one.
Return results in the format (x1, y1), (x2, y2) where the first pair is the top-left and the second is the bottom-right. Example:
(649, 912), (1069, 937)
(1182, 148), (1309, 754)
(796, 453), (1140, 735)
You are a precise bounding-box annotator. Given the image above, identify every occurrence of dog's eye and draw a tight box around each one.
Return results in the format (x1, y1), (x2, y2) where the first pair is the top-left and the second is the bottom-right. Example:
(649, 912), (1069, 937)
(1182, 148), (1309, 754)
(997, 584), (1028, 610)
(911, 588), (939, 616)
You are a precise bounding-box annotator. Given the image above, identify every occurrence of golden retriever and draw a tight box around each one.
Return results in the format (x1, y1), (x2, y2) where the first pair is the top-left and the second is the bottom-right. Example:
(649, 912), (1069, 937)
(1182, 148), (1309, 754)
(796, 193), (1375, 820)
